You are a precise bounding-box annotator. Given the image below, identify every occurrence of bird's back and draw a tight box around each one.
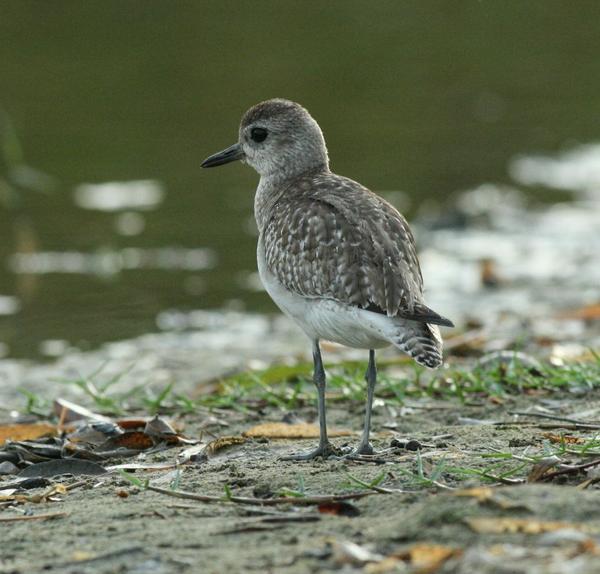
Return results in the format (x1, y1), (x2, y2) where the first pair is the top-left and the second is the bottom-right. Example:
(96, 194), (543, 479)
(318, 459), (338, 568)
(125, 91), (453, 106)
(260, 170), (450, 327)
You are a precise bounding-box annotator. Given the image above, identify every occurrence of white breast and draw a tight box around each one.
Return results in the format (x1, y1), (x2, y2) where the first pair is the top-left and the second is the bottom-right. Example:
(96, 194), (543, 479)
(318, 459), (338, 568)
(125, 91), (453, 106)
(257, 236), (391, 349)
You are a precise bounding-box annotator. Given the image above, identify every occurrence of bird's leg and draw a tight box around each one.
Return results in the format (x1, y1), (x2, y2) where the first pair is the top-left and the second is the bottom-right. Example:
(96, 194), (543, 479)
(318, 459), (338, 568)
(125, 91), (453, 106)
(281, 340), (338, 461)
(351, 349), (377, 456)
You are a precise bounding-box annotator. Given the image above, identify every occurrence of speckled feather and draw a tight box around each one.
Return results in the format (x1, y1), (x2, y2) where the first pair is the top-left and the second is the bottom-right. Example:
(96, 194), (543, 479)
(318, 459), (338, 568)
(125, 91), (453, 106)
(261, 172), (452, 326)
(262, 173), (416, 315)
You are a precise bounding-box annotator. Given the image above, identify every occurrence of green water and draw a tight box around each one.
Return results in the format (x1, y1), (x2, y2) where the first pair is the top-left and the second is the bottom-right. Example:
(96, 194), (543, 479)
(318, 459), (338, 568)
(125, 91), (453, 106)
(1, 1), (599, 357)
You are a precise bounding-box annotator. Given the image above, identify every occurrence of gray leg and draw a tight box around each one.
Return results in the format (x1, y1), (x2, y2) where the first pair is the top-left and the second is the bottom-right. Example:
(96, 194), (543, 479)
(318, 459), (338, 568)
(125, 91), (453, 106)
(352, 349), (377, 456)
(281, 340), (338, 461)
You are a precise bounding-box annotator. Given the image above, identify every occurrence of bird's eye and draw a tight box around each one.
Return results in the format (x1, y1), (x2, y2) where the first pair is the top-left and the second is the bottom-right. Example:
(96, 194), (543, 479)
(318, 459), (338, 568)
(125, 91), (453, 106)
(250, 127), (268, 143)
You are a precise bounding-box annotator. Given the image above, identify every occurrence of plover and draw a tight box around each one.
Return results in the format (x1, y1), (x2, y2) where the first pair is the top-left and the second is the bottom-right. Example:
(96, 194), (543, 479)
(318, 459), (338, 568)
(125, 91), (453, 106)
(202, 99), (453, 460)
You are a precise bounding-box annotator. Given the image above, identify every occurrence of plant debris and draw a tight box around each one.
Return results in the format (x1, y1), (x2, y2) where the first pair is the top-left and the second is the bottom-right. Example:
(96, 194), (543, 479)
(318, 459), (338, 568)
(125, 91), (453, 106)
(0, 423), (59, 445)
(242, 422), (352, 439)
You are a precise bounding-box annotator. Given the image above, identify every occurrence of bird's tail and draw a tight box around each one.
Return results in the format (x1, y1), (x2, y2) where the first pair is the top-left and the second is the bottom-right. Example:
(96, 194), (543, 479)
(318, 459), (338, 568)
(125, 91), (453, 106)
(389, 321), (443, 369)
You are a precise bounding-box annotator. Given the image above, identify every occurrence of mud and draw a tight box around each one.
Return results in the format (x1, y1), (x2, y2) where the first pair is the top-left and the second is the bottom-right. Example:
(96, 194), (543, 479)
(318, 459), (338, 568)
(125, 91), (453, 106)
(3, 391), (600, 573)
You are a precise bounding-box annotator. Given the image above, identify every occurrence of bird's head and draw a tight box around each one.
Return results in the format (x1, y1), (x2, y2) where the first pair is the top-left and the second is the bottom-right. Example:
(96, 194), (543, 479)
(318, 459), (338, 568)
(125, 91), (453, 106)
(201, 99), (329, 179)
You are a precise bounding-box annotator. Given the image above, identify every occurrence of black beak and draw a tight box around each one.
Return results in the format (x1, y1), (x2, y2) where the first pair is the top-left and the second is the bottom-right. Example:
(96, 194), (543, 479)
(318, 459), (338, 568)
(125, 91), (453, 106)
(201, 143), (245, 168)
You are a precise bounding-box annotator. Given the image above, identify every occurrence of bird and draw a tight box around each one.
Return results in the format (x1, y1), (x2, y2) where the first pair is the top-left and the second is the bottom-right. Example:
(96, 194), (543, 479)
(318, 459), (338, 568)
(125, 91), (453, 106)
(201, 99), (453, 460)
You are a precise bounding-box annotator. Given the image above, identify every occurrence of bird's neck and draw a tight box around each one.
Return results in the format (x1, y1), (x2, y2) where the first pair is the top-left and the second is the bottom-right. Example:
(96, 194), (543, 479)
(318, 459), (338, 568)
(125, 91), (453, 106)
(253, 164), (329, 232)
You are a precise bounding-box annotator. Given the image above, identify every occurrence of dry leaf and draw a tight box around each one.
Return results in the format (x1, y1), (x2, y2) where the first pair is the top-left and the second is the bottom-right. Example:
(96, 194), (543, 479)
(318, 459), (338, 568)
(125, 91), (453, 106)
(53, 398), (111, 424)
(243, 422), (351, 439)
(573, 539), (600, 557)
(99, 431), (154, 451)
(0, 483), (67, 504)
(205, 436), (246, 455)
(177, 444), (208, 463)
(0, 423), (58, 445)
(364, 557), (403, 574)
(559, 303), (600, 321)
(107, 462), (178, 472)
(116, 418), (149, 430)
(0, 461), (19, 475)
(466, 517), (599, 535)
(480, 257), (502, 288)
(317, 501), (360, 517)
(144, 416), (178, 439)
(395, 544), (462, 574)
(542, 432), (585, 445)
(70, 551), (97, 561)
(330, 540), (383, 565)
(453, 487), (495, 503)
(18, 459), (107, 478)
(527, 456), (561, 482)
(68, 421), (123, 445)
(0, 511), (67, 522)
(452, 487), (529, 510)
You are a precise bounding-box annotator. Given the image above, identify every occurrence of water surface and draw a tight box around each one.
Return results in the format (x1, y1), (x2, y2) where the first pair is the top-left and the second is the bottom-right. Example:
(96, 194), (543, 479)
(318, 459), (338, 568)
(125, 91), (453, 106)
(1, 2), (599, 358)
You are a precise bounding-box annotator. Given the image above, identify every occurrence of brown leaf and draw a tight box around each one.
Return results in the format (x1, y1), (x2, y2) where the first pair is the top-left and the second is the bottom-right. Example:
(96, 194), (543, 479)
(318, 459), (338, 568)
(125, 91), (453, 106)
(480, 257), (502, 288)
(394, 544), (462, 574)
(205, 436), (246, 455)
(542, 432), (585, 445)
(453, 487), (495, 503)
(364, 557), (403, 574)
(466, 517), (599, 535)
(99, 431), (154, 451)
(243, 422), (351, 439)
(0, 483), (67, 504)
(317, 501), (360, 517)
(452, 487), (529, 510)
(574, 539), (600, 557)
(559, 303), (600, 321)
(0, 423), (58, 445)
(116, 418), (149, 430)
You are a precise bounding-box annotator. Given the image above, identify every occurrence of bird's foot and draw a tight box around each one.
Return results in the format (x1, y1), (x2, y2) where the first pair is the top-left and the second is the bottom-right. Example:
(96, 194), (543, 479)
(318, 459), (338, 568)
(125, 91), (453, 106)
(352, 441), (375, 456)
(280, 441), (340, 461)
(334, 442), (385, 462)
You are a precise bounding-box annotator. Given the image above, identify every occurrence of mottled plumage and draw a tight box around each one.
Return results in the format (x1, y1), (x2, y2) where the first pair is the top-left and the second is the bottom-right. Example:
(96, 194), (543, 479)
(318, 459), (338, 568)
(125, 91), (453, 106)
(202, 99), (453, 459)
(262, 172), (451, 324)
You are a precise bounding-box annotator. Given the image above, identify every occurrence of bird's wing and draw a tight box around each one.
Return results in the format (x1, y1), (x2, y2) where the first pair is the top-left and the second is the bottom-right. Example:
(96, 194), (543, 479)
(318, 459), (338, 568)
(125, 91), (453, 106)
(262, 173), (452, 326)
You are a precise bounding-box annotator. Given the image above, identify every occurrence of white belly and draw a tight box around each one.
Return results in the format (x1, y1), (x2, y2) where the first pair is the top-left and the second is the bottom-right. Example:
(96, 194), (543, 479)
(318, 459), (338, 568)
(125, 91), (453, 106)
(257, 240), (390, 349)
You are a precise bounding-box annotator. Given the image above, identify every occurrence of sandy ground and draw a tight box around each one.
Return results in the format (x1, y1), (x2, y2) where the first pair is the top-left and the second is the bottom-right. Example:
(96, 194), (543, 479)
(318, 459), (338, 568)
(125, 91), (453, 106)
(4, 387), (600, 574)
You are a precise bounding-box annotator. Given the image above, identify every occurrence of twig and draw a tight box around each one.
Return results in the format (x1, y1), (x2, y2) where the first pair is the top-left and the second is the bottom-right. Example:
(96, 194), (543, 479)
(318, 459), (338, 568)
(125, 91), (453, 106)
(542, 458), (600, 481)
(213, 524), (278, 535)
(509, 411), (600, 428)
(53, 546), (144, 567)
(147, 484), (374, 506)
(493, 420), (600, 431)
(213, 513), (322, 535)
(430, 480), (455, 491)
(577, 477), (600, 490)
(0, 512), (67, 522)
(538, 423), (600, 431)
(65, 479), (91, 491)
(476, 471), (524, 486)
